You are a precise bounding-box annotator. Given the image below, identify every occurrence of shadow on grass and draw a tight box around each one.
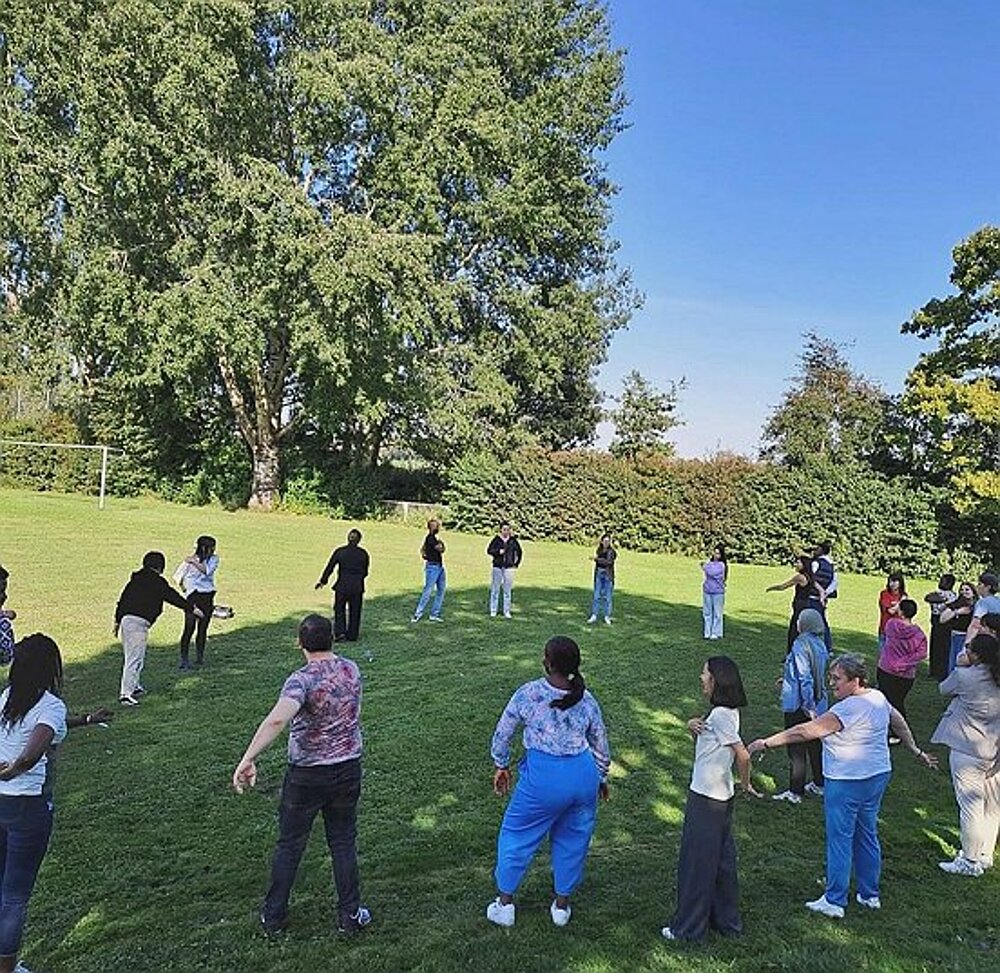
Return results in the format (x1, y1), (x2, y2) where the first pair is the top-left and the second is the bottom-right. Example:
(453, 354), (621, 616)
(30, 585), (996, 973)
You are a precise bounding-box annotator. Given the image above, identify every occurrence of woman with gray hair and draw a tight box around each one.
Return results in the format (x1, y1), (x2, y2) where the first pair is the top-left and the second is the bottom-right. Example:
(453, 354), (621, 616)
(749, 653), (937, 919)
(772, 609), (830, 804)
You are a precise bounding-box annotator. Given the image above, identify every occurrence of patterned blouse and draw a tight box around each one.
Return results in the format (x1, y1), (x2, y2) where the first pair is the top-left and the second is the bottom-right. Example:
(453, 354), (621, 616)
(491, 677), (611, 779)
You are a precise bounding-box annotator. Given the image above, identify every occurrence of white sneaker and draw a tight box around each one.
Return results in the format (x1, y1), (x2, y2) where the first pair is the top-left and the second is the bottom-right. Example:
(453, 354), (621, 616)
(586, 615), (597, 624)
(856, 893), (881, 909)
(661, 926), (677, 940)
(429, 615), (443, 623)
(486, 898), (515, 927)
(119, 694), (140, 707)
(804, 782), (824, 797)
(550, 900), (571, 926)
(939, 855), (984, 877)
(604, 616), (612, 625)
(805, 895), (844, 919)
(504, 612), (511, 619)
(772, 790), (802, 804)
(14, 963), (35, 973)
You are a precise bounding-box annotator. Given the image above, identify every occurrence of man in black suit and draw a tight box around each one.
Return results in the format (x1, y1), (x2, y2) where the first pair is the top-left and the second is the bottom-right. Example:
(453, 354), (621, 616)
(316, 529), (370, 642)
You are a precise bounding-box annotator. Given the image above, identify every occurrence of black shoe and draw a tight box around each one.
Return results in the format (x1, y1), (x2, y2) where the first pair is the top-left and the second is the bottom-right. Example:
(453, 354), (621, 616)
(194, 657), (204, 668)
(337, 905), (372, 936)
(179, 659), (193, 671)
(259, 912), (288, 937)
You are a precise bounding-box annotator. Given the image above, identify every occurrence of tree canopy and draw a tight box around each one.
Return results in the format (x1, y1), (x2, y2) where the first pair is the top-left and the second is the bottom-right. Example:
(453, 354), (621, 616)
(1, 0), (633, 506)
(608, 369), (682, 459)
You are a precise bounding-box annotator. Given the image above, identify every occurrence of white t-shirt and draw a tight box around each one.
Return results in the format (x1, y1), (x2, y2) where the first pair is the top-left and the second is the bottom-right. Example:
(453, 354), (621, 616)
(822, 689), (891, 781)
(0, 689), (68, 796)
(182, 555), (219, 595)
(690, 706), (741, 801)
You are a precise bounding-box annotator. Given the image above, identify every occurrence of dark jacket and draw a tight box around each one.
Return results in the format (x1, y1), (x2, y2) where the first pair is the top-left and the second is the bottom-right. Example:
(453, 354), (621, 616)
(487, 535), (523, 569)
(319, 543), (370, 595)
(115, 567), (190, 625)
(421, 532), (444, 564)
(594, 546), (617, 584)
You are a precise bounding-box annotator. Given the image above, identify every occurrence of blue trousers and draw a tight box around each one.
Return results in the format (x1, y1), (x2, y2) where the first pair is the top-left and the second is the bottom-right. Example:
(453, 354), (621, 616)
(0, 795), (53, 957)
(414, 564), (446, 619)
(823, 772), (890, 907)
(590, 571), (613, 619)
(494, 749), (600, 897)
(702, 592), (724, 638)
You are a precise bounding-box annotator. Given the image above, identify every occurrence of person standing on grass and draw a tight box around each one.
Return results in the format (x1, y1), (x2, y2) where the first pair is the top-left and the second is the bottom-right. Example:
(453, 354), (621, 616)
(662, 656), (758, 943)
(925, 574), (958, 680)
(411, 519), (446, 622)
(965, 572), (1000, 647)
(811, 541), (839, 603)
(766, 554), (830, 653)
(177, 535), (219, 669)
(772, 609), (829, 804)
(487, 636), (610, 929)
(875, 598), (927, 737)
(877, 572), (906, 648)
(316, 529), (370, 642)
(587, 534), (616, 625)
(233, 614), (371, 938)
(114, 551), (201, 706)
(701, 545), (728, 640)
(487, 522), (523, 619)
(931, 633), (1000, 877)
(748, 653), (937, 920)
(940, 581), (978, 675)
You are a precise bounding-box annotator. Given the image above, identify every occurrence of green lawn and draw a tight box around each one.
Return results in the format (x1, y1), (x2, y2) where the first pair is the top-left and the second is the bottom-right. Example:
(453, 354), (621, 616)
(2, 488), (996, 972)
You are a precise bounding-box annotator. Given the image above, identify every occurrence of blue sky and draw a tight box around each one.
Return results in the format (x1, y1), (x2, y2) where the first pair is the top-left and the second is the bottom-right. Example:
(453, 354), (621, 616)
(598, 1), (1000, 456)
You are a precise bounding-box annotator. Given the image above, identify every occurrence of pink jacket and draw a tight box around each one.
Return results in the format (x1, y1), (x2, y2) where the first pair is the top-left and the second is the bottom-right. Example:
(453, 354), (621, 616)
(879, 618), (928, 679)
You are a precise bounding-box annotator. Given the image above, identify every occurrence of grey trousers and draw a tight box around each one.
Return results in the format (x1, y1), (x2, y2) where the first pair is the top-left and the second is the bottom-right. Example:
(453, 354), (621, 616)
(669, 789), (742, 940)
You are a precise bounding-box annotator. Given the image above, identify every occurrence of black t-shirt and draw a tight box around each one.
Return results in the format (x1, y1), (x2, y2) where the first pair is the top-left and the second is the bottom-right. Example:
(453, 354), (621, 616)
(422, 532), (443, 564)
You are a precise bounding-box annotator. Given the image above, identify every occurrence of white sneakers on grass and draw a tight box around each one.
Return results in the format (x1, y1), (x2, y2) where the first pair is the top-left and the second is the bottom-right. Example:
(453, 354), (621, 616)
(586, 614), (597, 624)
(772, 790), (802, 804)
(550, 900), (571, 926)
(804, 782), (824, 797)
(939, 855), (984, 877)
(805, 895), (844, 919)
(486, 898), (515, 927)
(856, 893), (881, 909)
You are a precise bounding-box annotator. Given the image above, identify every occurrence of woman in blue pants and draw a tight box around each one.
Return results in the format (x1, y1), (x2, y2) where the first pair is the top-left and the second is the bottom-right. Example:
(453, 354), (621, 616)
(749, 654), (937, 918)
(487, 636), (610, 928)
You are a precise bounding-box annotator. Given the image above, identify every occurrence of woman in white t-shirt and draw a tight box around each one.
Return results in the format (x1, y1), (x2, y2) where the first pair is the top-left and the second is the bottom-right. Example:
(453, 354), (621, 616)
(178, 534), (219, 670)
(662, 656), (758, 942)
(0, 633), (69, 973)
(749, 653), (937, 920)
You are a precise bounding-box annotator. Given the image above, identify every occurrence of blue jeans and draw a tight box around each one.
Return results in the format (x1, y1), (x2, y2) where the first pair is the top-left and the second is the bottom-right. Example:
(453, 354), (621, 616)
(414, 564), (446, 619)
(495, 749), (600, 896)
(823, 772), (890, 907)
(262, 760), (362, 927)
(702, 592), (724, 638)
(591, 571), (613, 619)
(0, 794), (54, 956)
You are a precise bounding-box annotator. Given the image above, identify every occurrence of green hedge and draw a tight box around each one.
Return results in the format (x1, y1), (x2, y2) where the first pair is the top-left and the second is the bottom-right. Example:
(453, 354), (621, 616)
(444, 449), (972, 576)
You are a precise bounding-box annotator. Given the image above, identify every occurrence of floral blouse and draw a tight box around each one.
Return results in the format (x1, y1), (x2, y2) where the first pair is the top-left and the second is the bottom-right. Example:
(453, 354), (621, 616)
(490, 677), (611, 779)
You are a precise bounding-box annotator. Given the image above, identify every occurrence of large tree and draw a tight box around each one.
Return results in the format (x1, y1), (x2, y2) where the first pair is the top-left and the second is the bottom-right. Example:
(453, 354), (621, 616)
(608, 369), (683, 459)
(760, 332), (888, 467)
(899, 226), (1000, 554)
(1, 0), (632, 506)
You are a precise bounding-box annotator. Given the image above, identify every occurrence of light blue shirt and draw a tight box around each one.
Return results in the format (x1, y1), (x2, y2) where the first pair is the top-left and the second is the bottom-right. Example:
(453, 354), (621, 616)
(781, 632), (830, 715)
(182, 555), (218, 594)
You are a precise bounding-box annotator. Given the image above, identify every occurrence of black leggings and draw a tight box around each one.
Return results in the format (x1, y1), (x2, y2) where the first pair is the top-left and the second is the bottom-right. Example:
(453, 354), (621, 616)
(876, 667), (914, 720)
(180, 591), (215, 662)
(784, 709), (823, 794)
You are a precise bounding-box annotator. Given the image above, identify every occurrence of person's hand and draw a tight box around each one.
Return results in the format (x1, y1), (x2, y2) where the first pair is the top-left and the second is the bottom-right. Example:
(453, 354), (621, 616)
(743, 783), (763, 798)
(233, 759), (257, 794)
(598, 781), (610, 802)
(918, 750), (939, 770)
(747, 739), (768, 757)
(806, 710), (817, 721)
(493, 767), (512, 796)
(87, 708), (113, 725)
(193, 607), (205, 619)
(314, 582), (323, 590)
(940, 608), (955, 624)
(1, 609), (15, 621)
(113, 623), (119, 637)
(687, 718), (707, 736)
(0, 761), (15, 781)
(766, 584), (777, 592)
(773, 676), (783, 689)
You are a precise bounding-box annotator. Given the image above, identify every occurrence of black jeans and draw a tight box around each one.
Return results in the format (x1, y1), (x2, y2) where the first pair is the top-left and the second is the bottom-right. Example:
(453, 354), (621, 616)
(333, 592), (364, 642)
(670, 790), (742, 941)
(783, 709), (824, 794)
(877, 667), (914, 719)
(180, 591), (214, 663)
(262, 760), (362, 926)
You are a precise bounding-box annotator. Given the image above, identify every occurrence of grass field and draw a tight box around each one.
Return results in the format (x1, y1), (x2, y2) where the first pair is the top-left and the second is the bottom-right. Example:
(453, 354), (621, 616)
(2, 487), (997, 972)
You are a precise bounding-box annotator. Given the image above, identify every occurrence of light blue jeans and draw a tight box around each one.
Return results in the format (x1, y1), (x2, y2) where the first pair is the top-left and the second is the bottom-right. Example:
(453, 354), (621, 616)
(702, 592), (724, 638)
(414, 564), (446, 619)
(591, 570), (613, 619)
(823, 772), (891, 906)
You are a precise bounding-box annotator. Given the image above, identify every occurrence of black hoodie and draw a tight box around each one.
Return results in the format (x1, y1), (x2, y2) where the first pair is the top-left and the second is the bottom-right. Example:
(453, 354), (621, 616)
(115, 567), (190, 625)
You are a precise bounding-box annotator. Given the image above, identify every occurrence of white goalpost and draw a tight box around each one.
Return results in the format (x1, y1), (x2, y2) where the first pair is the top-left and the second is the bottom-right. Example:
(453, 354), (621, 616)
(0, 439), (124, 509)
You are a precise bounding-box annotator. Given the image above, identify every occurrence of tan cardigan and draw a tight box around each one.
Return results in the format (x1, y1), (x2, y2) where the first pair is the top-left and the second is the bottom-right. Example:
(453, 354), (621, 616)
(931, 665), (1000, 759)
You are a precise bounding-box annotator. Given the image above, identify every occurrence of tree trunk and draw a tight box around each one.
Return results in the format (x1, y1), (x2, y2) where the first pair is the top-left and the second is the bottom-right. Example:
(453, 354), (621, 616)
(247, 434), (281, 510)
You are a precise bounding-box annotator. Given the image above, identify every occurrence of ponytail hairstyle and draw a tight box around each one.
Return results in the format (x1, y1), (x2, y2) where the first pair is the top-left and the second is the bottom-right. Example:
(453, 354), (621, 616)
(968, 633), (1000, 688)
(195, 535), (216, 562)
(545, 636), (586, 711)
(3, 634), (63, 726)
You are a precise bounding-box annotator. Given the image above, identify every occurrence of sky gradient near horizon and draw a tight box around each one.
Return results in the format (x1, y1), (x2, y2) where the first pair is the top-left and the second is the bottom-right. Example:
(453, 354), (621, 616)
(598, 1), (1000, 457)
